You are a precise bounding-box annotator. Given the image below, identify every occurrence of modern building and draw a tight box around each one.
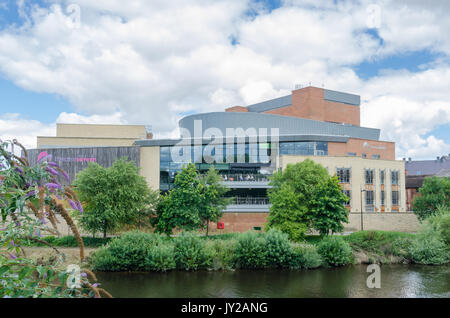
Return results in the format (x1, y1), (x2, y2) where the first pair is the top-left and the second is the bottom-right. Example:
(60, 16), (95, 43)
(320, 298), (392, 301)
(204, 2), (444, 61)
(405, 155), (450, 210)
(30, 86), (411, 232)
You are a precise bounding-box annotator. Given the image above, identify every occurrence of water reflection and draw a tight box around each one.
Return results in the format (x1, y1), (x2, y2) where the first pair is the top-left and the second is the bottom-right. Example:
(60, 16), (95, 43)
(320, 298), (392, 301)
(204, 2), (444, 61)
(95, 265), (450, 298)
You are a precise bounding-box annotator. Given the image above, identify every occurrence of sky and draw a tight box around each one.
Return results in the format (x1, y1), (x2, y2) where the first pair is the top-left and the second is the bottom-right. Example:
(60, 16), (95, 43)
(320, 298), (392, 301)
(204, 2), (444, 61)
(0, 0), (449, 160)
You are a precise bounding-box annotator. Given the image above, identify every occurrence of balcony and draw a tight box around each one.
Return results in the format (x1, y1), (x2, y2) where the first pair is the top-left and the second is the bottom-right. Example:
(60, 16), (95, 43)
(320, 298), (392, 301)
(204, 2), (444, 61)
(224, 196), (271, 213)
(220, 174), (272, 189)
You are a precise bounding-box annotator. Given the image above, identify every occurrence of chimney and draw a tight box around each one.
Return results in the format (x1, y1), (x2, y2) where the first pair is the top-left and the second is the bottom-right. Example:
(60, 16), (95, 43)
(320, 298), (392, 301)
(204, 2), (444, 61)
(402, 158), (406, 161)
(145, 125), (153, 139)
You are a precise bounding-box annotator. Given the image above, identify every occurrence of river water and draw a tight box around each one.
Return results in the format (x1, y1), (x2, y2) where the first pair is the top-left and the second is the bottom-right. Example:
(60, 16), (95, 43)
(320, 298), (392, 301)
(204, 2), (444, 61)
(95, 265), (449, 298)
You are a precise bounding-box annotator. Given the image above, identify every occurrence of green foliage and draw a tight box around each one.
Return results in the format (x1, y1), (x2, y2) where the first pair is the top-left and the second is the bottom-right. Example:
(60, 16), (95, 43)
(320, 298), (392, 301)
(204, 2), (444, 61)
(422, 205), (450, 245)
(289, 243), (323, 269)
(173, 232), (211, 270)
(92, 231), (162, 271)
(73, 158), (159, 237)
(233, 231), (267, 269)
(205, 239), (237, 270)
(152, 164), (229, 235)
(317, 236), (353, 267)
(391, 237), (415, 258)
(345, 230), (414, 255)
(22, 235), (111, 248)
(412, 176), (450, 221)
(264, 229), (293, 268)
(147, 244), (176, 272)
(407, 233), (449, 265)
(267, 159), (349, 240)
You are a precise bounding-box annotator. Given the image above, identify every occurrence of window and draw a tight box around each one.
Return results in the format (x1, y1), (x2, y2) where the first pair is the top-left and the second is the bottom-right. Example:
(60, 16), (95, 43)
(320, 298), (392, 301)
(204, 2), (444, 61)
(362, 153), (367, 158)
(343, 190), (351, 206)
(392, 191), (399, 205)
(391, 171), (399, 185)
(381, 190), (385, 205)
(372, 154), (380, 159)
(366, 191), (374, 206)
(380, 170), (385, 185)
(347, 152), (356, 157)
(336, 168), (351, 183)
(365, 169), (374, 184)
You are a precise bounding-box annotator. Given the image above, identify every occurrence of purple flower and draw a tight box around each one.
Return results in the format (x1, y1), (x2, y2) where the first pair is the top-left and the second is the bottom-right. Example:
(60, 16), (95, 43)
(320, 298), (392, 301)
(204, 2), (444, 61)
(45, 183), (61, 190)
(8, 253), (17, 260)
(81, 272), (87, 277)
(15, 167), (23, 175)
(10, 240), (15, 246)
(45, 167), (59, 176)
(48, 162), (59, 167)
(69, 200), (78, 210)
(61, 170), (70, 183)
(92, 283), (99, 288)
(77, 201), (84, 214)
(25, 190), (36, 198)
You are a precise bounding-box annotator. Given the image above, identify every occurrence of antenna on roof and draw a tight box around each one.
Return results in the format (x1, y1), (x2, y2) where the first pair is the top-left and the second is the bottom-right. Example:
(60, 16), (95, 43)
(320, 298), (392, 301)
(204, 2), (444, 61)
(294, 83), (302, 90)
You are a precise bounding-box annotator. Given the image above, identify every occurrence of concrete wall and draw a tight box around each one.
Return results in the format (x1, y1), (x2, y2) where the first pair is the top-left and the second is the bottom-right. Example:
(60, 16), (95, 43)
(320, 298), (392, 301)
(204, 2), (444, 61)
(56, 123), (148, 139)
(140, 146), (160, 191)
(279, 155), (407, 213)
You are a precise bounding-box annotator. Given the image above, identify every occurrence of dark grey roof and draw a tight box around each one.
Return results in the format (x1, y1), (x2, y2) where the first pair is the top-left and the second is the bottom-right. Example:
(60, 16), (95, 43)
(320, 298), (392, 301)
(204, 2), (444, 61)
(405, 157), (450, 176)
(178, 112), (380, 141)
(247, 95), (292, 113)
(324, 89), (360, 106)
(436, 168), (450, 177)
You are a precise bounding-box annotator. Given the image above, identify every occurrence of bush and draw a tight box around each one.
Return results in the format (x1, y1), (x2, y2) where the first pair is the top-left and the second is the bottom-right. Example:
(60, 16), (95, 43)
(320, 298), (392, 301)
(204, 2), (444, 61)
(408, 233), (449, 265)
(146, 244), (176, 272)
(289, 243), (323, 269)
(391, 237), (414, 258)
(91, 231), (162, 271)
(205, 239), (236, 270)
(345, 230), (414, 255)
(317, 236), (353, 267)
(234, 231), (267, 269)
(264, 229), (293, 268)
(173, 232), (211, 270)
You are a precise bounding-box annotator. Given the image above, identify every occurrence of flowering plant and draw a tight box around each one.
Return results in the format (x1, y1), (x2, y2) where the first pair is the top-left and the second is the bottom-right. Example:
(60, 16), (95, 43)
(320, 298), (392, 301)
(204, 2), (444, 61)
(0, 139), (110, 298)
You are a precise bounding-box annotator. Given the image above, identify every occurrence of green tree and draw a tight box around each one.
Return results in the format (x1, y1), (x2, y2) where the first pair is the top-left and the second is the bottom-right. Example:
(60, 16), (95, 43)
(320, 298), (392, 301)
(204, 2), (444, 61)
(412, 176), (450, 221)
(74, 158), (158, 238)
(198, 167), (230, 236)
(267, 159), (349, 240)
(152, 164), (229, 236)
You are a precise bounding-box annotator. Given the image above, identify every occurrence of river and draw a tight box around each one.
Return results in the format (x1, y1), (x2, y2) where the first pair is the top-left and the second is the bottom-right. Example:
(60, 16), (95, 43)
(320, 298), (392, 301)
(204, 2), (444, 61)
(95, 264), (449, 298)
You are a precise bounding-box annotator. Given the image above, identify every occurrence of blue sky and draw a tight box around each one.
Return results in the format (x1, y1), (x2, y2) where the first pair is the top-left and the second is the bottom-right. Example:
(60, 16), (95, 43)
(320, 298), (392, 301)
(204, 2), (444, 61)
(0, 0), (449, 159)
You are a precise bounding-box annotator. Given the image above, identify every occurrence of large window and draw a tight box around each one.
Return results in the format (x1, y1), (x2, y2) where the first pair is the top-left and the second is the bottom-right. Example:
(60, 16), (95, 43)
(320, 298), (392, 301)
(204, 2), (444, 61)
(343, 190), (351, 206)
(365, 190), (375, 212)
(392, 191), (399, 206)
(381, 190), (385, 206)
(365, 169), (374, 184)
(337, 168), (351, 183)
(279, 141), (328, 156)
(391, 171), (399, 185)
(380, 170), (385, 185)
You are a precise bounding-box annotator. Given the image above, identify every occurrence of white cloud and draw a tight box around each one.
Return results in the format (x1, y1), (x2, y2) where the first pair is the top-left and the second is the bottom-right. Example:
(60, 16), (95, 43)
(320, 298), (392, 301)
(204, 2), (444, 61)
(0, 0), (449, 159)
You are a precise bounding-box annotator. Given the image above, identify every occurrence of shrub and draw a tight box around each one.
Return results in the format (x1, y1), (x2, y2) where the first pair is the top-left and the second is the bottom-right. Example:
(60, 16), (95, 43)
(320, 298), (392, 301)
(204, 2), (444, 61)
(234, 231), (267, 269)
(345, 230), (414, 255)
(391, 237), (414, 258)
(407, 233), (449, 265)
(205, 239), (236, 270)
(146, 244), (176, 272)
(289, 243), (323, 269)
(91, 231), (161, 271)
(173, 232), (211, 270)
(317, 236), (353, 267)
(264, 229), (293, 268)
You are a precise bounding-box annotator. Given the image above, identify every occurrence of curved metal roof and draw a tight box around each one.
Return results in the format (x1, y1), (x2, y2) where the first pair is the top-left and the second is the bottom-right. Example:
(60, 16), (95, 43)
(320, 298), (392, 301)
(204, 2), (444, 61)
(178, 112), (380, 141)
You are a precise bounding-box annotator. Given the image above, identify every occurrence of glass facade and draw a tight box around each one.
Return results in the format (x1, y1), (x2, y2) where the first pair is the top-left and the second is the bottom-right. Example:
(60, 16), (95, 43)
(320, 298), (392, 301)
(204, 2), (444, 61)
(160, 141), (328, 190)
(279, 141), (328, 156)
